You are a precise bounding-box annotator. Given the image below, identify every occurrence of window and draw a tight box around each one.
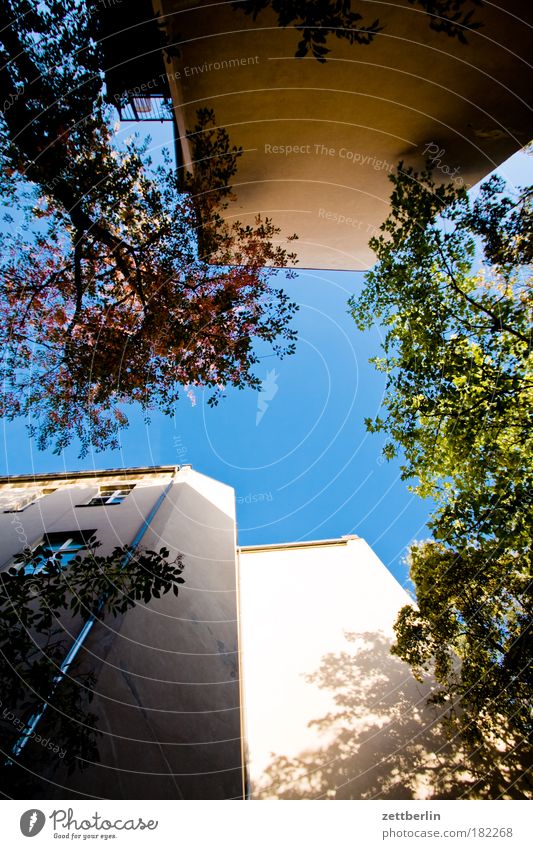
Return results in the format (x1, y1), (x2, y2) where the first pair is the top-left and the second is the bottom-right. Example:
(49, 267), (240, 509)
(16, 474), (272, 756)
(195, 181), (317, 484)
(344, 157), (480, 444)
(84, 484), (135, 507)
(23, 531), (92, 576)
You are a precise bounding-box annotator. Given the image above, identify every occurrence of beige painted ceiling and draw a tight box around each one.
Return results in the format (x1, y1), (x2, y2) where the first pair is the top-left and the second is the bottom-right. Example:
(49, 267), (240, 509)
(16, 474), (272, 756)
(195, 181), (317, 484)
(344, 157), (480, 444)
(154, 0), (533, 270)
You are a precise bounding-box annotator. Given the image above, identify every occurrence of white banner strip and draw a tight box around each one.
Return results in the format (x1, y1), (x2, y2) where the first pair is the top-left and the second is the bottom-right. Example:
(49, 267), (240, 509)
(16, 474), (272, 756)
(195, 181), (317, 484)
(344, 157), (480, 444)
(2, 799), (531, 848)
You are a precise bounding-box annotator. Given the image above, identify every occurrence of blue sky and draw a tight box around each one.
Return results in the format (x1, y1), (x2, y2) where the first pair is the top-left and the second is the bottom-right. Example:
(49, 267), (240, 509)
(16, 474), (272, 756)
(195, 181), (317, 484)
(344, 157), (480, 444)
(1, 119), (531, 588)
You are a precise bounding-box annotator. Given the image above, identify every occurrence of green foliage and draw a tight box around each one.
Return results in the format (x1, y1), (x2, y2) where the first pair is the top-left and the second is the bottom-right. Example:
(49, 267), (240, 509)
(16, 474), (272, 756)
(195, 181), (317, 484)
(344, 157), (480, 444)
(235, 0), (483, 61)
(351, 164), (532, 549)
(351, 162), (532, 796)
(392, 541), (532, 797)
(0, 538), (184, 795)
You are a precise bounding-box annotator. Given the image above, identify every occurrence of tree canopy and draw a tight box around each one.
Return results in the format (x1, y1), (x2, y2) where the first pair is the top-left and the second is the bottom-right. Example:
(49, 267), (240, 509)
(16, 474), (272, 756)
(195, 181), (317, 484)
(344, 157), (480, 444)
(351, 166), (532, 549)
(0, 0), (298, 455)
(350, 163), (532, 796)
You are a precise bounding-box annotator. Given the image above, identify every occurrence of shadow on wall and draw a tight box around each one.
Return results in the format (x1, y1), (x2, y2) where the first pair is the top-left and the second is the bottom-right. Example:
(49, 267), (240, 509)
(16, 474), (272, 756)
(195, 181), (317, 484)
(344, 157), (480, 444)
(256, 631), (485, 800)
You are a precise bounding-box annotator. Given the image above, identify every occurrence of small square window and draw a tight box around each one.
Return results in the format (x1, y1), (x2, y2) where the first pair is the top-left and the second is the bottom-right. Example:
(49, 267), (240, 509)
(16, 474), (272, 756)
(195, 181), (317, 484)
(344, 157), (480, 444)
(2, 487), (56, 513)
(21, 531), (94, 576)
(83, 484), (135, 507)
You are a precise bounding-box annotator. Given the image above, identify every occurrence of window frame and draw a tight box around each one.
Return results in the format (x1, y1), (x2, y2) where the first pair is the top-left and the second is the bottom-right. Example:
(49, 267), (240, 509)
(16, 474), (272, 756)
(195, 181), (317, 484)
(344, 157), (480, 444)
(21, 531), (94, 575)
(78, 483), (135, 507)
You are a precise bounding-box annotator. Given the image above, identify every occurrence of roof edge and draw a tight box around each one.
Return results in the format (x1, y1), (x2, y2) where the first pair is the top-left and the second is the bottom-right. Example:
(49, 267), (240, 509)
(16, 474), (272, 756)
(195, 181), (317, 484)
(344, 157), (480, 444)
(239, 535), (359, 553)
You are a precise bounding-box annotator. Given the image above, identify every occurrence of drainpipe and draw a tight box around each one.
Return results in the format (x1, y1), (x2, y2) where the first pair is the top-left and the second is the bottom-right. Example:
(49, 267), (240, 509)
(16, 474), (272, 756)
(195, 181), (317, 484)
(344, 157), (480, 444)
(10, 469), (178, 759)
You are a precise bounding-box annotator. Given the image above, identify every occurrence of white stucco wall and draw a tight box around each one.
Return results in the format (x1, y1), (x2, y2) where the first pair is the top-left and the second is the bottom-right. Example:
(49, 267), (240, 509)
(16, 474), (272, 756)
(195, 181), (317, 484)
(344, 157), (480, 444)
(239, 538), (461, 799)
(0, 469), (175, 570)
(64, 466), (244, 800)
(0, 467), (244, 800)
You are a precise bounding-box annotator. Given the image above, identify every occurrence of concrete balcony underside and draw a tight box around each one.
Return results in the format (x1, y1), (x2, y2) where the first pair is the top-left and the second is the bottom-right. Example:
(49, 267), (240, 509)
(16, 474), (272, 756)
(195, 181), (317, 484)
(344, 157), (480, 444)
(154, 0), (533, 270)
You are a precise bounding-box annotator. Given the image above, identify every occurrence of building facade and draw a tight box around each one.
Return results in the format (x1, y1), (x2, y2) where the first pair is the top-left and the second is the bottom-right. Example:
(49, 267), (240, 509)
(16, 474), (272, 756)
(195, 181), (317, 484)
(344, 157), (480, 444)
(239, 538), (463, 799)
(0, 466), (243, 800)
(1, 465), (463, 799)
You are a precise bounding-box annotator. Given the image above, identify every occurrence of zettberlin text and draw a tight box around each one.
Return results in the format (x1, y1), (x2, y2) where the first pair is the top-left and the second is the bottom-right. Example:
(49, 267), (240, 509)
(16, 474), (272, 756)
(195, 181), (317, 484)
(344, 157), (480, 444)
(382, 811), (440, 821)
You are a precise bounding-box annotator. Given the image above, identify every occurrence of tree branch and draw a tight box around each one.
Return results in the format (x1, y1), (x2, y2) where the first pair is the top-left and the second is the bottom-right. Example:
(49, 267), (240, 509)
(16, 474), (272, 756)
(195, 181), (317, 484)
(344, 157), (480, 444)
(434, 237), (530, 345)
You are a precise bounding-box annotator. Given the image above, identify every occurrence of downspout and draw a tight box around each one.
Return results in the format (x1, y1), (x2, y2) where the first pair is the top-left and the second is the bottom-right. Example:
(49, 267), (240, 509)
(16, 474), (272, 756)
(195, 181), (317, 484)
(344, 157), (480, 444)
(236, 545), (251, 800)
(10, 469), (178, 759)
